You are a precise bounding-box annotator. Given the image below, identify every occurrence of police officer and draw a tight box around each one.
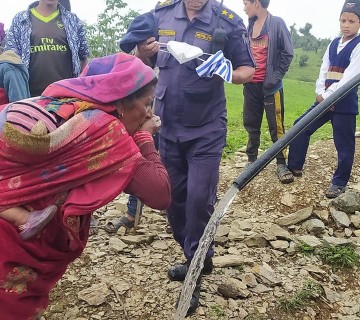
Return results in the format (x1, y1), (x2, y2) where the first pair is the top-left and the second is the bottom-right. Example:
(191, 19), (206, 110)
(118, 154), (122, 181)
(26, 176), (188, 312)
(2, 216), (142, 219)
(134, 0), (255, 314)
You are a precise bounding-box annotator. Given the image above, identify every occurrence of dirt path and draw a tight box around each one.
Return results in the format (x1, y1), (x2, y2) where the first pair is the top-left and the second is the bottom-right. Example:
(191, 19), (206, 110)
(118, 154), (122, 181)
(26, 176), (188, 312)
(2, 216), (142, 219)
(43, 138), (360, 320)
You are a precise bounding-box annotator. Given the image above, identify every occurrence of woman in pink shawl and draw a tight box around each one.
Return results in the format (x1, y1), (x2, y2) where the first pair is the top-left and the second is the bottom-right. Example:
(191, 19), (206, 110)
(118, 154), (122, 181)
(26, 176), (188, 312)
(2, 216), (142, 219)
(0, 52), (171, 319)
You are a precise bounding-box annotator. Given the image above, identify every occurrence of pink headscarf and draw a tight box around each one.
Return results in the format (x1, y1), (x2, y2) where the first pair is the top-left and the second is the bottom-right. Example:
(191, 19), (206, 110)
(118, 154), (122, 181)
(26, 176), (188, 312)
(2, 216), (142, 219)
(43, 53), (156, 103)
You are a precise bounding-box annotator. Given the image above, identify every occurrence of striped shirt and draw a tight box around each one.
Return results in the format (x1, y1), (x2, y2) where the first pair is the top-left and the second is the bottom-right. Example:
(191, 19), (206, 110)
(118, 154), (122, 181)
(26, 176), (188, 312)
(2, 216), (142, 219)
(6, 101), (57, 133)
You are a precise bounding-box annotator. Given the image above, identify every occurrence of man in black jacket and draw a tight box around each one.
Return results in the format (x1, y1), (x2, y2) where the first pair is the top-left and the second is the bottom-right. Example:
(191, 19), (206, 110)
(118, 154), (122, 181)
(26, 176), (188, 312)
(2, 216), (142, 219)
(243, 0), (294, 183)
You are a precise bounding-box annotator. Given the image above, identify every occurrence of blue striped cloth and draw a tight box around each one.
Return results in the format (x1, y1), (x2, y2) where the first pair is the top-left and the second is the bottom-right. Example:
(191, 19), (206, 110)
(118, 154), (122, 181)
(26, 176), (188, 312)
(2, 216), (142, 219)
(195, 51), (233, 83)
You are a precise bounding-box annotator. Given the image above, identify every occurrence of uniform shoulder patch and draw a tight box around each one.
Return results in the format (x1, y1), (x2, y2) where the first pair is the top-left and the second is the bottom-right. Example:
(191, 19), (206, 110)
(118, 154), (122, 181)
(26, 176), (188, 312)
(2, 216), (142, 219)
(155, 0), (180, 11)
(212, 5), (240, 26)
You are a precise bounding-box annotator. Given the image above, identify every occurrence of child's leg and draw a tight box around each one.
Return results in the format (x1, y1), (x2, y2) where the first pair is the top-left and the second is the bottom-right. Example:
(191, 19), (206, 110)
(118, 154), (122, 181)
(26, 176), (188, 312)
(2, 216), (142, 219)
(0, 205), (58, 240)
(288, 103), (330, 171)
(331, 113), (356, 187)
(19, 205), (58, 240)
(0, 207), (29, 226)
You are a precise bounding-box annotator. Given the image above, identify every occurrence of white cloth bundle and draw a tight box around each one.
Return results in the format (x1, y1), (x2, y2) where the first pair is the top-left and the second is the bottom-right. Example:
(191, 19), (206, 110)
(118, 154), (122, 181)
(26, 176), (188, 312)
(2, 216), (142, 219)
(163, 41), (204, 64)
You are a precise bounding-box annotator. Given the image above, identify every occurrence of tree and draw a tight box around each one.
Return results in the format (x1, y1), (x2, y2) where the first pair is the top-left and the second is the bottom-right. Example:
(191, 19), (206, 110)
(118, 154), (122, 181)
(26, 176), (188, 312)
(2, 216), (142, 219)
(298, 35), (320, 52)
(291, 23), (330, 53)
(290, 23), (301, 49)
(86, 0), (139, 58)
(318, 38), (331, 50)
(295, 23), (319, 52)
(299, 23), (313, 37)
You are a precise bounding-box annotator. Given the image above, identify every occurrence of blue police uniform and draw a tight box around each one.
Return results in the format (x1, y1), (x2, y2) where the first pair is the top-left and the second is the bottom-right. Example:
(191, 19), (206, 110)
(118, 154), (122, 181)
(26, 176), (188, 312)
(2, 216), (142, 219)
(153, 0), (255, 261)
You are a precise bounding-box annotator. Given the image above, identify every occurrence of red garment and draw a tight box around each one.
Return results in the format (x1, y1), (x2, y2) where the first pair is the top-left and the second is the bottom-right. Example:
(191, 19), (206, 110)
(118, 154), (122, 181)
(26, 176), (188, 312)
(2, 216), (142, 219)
(125, 141), (171, 209)
(0, 105), (140, 211)
(250, 34), (268, 83)
(0, 88), (9, 105)
(0, 116), (170, 320)
(0, 132), (170, 320)
(0, 106), (142, 319)
(0, 52), (170, 319)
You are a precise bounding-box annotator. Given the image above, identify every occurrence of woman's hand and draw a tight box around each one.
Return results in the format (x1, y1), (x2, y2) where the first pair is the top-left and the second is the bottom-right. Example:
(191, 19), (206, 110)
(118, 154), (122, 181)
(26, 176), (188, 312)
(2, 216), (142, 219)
(140, 115), (161, 135)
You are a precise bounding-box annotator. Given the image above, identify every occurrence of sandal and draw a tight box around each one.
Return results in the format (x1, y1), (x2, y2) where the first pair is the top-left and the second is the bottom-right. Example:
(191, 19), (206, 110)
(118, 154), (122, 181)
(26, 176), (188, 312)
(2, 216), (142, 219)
(19, 205), (58, 240)
(89, 216), (99, 236)
(276, 164), (294, 184)
(325, 185), (346, 199)
(104, 215), (135, 234)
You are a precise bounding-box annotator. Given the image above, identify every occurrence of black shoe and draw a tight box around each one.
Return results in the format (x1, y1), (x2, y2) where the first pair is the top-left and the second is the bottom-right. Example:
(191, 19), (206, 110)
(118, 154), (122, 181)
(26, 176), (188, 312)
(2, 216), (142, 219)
(168, 257), (213, 281)
(202, 256), (213, 274)
(168, 261), (188, 281)
(175, 277), (202, 316)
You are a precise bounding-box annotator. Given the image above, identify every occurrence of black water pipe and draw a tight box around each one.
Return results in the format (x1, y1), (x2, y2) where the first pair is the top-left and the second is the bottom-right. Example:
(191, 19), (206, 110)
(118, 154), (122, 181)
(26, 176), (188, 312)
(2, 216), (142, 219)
(233, 73), (360, 190)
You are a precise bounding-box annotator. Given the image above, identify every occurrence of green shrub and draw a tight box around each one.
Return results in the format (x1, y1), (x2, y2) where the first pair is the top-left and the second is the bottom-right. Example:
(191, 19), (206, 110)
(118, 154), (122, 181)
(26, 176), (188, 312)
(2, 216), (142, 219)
(318, 244), (360, 270)
(279, 279), (324, 312)
(299, 54), (309, 67)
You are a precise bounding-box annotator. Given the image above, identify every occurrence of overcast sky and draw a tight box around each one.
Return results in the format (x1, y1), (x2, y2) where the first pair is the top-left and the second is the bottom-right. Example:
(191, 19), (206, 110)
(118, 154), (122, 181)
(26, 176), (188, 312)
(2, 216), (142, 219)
(2, 0), (343, 39)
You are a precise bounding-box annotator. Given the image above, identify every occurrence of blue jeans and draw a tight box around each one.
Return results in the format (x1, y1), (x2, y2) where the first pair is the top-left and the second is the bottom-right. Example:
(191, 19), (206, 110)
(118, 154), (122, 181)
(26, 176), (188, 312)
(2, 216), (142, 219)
(127, 194), (144, 218)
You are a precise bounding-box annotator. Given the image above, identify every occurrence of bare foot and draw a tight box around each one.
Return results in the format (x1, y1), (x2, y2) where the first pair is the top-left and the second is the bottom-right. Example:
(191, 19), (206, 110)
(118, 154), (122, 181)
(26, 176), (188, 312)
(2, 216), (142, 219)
(89, 216), (99, 236)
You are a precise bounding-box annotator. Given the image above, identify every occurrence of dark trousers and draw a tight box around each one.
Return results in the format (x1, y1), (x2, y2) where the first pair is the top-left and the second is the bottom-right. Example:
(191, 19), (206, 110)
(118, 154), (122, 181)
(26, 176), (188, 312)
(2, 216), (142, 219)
(288, 102), (356, 187)
(159, 130), (225, 261)
(243, 82), (287, 164)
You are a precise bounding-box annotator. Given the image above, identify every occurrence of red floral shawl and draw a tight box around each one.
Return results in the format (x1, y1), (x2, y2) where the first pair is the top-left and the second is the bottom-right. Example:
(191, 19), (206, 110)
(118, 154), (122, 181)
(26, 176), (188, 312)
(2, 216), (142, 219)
(0, 51), (157, 319)
(0, 102), (141, 319)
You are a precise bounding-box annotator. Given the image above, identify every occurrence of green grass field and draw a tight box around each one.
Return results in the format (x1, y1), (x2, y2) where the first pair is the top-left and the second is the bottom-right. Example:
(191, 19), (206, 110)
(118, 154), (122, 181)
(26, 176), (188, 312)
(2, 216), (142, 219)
(224, 48), (360, 157)
(285, 48), (326, 82)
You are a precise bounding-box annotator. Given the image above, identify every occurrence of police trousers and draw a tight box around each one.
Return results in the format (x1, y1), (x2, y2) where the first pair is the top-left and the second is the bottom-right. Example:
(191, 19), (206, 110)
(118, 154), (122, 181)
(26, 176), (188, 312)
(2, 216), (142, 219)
(159, 130), (225, 261)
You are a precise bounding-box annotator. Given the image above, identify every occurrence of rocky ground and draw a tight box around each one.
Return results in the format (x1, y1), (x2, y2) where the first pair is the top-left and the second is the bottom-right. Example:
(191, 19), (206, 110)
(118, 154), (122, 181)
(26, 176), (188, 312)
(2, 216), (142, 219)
(43, 138), (360, 320)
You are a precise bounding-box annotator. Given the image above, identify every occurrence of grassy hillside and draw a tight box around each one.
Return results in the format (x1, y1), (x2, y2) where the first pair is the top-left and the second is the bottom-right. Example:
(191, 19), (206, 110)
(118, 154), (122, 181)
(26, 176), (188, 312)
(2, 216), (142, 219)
(224, 79), (316, 157)
(285, 48), (326, 83)
(224, 48), (360, 157)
